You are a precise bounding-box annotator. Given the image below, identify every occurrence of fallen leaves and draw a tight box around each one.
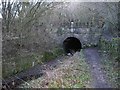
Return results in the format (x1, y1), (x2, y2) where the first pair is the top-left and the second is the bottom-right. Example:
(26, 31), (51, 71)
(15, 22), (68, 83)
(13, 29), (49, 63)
(18, 51), (91, 88)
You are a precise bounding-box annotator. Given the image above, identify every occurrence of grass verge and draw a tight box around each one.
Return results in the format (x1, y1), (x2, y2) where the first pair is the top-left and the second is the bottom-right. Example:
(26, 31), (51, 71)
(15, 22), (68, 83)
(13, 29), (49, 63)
(18, 50), (91, 88)
(2, 47), (64, 78)
(100, 53), (119, 88)
(98, 37), (120, 88)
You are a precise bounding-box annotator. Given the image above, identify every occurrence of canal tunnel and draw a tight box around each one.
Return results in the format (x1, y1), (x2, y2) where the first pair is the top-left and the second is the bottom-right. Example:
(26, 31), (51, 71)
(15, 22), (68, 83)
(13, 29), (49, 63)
(63, 37), (82, 55)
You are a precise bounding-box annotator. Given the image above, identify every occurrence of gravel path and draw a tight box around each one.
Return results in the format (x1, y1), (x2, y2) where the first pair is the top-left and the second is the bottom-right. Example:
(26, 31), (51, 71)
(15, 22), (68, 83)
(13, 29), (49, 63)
(83, 47), (112, 88)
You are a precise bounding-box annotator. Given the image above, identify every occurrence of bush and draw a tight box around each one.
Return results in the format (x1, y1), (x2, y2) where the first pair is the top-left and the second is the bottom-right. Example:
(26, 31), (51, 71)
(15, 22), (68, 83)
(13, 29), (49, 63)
(98, 37), (120, 62)
(2, 54), (42, 78)
(41, 48), (64, 62)
(3, 47), (64, 78)
(52, 48), (64, 57)
(98, 37), (120, 87)
(82, 43), (98, 49)
(41, 51), (55, 62)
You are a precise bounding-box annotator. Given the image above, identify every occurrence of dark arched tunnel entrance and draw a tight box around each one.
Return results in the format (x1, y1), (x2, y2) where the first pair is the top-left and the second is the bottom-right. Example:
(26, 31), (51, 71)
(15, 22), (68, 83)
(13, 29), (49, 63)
(63, 37), (82, 55)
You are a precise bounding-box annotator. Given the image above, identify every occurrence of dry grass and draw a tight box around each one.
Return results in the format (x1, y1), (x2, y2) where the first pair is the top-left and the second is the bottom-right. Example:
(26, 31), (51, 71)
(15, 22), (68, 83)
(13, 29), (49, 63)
(18, 50), (91, 88)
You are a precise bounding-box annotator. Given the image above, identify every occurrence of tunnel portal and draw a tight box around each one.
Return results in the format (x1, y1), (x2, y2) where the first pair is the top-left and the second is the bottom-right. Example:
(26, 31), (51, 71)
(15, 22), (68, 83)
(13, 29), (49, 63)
(63, 37), (82, 55)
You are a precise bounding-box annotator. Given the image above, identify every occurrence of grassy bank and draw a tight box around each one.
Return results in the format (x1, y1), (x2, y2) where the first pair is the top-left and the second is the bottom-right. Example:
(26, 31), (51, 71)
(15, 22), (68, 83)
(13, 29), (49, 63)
(18, 50), (91, 88)
(2, 47), (64, 78)
(98, 37), (120, 88)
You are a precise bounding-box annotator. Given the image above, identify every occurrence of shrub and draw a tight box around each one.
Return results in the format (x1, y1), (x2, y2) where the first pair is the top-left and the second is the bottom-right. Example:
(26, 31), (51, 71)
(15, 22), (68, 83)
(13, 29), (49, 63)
(41, 51), (55, 62)
(98, 37), (120, 62)
(98, 37), (120, 87)
(41, 48), (64, 62)
(52, 48), (64, 57)
(3, 47), (64, 78)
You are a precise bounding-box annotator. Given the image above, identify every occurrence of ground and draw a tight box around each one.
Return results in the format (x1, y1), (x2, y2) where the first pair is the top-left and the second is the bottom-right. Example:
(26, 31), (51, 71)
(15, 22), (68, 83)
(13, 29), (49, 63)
(18, 50), (91, 88)
(83, 48), (111, 88)
(2, 47), (118, 89)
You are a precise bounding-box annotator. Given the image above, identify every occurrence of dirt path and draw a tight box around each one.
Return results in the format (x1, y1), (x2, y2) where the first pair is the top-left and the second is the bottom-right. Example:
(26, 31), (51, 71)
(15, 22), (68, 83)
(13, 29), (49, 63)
(83, 47), (111, 88)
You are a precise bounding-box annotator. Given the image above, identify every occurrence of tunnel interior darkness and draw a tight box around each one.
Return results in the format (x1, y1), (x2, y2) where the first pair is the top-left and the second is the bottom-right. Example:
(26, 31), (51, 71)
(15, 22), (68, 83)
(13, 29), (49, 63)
(63, 37), (82, 55)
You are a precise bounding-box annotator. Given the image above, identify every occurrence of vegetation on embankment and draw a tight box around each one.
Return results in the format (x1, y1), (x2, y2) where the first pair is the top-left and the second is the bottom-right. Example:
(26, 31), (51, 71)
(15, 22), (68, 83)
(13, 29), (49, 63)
(2, 47), (64, 79)
(98, 37), (120, 88)
(18, 50), (91, 88)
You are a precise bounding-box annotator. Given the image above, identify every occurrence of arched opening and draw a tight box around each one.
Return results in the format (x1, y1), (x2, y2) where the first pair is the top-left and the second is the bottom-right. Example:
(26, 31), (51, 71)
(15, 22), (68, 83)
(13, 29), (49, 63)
(63, 37), (82, 55)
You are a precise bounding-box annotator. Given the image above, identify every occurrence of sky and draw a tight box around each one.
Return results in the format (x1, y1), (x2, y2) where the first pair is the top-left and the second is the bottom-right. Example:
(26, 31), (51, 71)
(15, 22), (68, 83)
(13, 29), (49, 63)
(0, 0), (1, 18)
(0, 0), (119, 18)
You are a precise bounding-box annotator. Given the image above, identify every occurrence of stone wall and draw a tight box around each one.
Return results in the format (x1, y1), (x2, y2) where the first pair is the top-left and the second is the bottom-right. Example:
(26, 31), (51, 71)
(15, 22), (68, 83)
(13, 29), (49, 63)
(54, 27), (102, 46)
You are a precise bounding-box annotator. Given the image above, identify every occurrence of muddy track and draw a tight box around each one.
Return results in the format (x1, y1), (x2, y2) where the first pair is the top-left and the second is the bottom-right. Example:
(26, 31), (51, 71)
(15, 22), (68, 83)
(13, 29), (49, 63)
(83, 47), (112, 88)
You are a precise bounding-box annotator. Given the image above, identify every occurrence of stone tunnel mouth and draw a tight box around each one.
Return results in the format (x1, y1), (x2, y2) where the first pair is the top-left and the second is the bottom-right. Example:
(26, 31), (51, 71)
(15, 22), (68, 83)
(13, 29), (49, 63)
(63, 37), (82, 55)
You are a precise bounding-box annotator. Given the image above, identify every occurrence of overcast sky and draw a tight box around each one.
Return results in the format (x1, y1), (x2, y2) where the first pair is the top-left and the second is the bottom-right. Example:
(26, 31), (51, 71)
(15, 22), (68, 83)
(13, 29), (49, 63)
(0, 0), (2, 18)
(0, 0), (119, 18)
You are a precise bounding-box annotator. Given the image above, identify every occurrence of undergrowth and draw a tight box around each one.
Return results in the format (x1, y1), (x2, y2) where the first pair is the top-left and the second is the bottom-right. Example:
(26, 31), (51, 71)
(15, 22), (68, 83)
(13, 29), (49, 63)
(98, 37), (120, 88)
(18, 50), (91, 88)
(2, 47), (64, 78)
